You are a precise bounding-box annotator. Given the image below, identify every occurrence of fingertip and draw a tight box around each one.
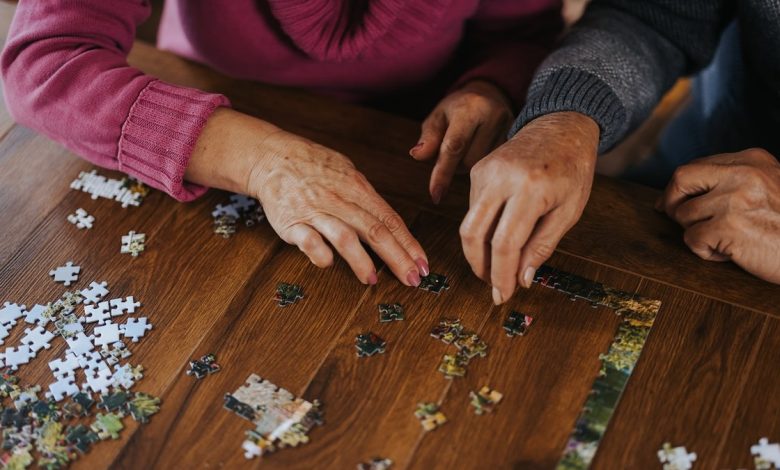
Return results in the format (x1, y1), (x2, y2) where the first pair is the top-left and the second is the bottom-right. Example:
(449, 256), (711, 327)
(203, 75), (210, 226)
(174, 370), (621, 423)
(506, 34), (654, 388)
(367, 270), (378, 285)
(520, 266), (536, 289)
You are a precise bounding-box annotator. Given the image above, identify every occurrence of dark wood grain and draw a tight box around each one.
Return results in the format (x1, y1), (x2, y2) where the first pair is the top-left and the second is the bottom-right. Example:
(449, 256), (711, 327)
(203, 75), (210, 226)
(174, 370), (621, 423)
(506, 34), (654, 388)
(410, 254), (640, 470)
(592, 281), (765, 469)
(0, 3), (777, 469)
(718, 318), (780, 469)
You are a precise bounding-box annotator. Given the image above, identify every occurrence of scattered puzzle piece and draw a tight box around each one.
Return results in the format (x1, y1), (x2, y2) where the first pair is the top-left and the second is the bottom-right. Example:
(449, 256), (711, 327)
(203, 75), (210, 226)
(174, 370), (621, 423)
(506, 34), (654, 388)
(108, 296), (141, 315)
(355, 333), (386, 357)
(94, 320), (122, 346)
(90, 412), (124, 440)
(378, 303), (404, 322)
(418, 273), (449, 294)
(752, 437), (780, 470)
(0, 302), (26, 327)
(414, 402), (447, 431)
(657, 443), (697, 470)
(66, 424), (99, 454)
(358, 457), (393, 470)
(453, 333), (487, 359)
(186, 353), (221, 379)
(469, 386), (503, 415)
(503, 311), (534, 337)
(49, 262), (81, 286)
(127, 392), (160, 423)
(97, 391), (131, 413)
(120, 317), (152, 342)
(120, 231), (146, 257)
(21, 326), (55, 354)
(437, 353), (468, 379)
(274, 283), (304, 307)
(67, 208), (94, 229)
(1, 345), (34, 371)
(80, 281), (109, 305)
(430, 319), (463, 344)
(46, 375), (79, 402)
(23, 304), (49, 327)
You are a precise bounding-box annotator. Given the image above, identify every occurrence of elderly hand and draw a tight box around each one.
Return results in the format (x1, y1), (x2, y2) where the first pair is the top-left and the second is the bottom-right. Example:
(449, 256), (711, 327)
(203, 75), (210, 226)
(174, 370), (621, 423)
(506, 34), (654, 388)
(459, 111), (600, 305)
(657, 148), (780, 284)
(410, 80), (515, 204)
(187, 108), (429, 286)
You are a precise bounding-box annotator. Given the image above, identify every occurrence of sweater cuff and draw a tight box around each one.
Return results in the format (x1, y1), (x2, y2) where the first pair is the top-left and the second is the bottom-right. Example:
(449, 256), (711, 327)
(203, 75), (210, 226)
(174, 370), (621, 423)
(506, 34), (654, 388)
(117, 80), (231, 202)
(510, 68), (628, 153)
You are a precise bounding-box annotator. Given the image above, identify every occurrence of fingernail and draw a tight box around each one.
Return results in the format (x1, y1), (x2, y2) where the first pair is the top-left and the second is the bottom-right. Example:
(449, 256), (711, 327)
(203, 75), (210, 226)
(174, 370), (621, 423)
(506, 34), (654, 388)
(522, 267), (536, 288)
(367, 271), (378, 285)
(492, 287), (503, 305)
(415, 258), (430, 277)
(407, 269), (421, 287)
(409, 142), (423, 155)
(431, 185), (444, 205)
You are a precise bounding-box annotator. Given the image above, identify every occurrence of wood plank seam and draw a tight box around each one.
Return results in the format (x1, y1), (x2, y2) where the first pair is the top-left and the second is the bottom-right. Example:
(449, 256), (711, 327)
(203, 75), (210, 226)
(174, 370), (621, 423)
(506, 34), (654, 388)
(711, 315), (769, 465)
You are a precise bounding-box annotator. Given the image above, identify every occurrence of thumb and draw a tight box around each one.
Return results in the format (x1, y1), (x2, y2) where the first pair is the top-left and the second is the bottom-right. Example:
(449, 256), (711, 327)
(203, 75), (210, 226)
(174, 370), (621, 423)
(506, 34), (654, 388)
(517, 209), (570, 288)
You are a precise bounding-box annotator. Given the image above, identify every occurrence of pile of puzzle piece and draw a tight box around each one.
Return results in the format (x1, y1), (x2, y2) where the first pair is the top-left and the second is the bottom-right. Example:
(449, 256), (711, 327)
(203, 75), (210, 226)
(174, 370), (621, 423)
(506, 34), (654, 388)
(0, 266), (159, 468)
(223, 374), (323, 459)
(211, 194), (265, 238)
(430, 319), (488, 378)
(70, 170), (149, 208)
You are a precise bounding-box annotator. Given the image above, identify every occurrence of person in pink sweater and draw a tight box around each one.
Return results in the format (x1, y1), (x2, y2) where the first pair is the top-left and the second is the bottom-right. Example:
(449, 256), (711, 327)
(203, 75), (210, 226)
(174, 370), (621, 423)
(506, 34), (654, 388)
(1, 0), (561, 289)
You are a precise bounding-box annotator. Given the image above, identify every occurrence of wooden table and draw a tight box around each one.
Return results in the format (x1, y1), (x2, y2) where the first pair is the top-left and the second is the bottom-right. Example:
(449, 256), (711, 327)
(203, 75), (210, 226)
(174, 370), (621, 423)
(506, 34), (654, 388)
(0, 4), (778, 469)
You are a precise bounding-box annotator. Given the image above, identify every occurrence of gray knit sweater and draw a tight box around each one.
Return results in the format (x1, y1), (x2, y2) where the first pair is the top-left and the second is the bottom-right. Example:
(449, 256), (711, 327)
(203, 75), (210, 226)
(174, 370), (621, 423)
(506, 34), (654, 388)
(511, 0), (780, 155)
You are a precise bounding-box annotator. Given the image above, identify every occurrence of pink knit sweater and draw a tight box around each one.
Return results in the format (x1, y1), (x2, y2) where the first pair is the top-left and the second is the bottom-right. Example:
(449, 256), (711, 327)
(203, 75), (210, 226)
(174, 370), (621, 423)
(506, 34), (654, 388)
(1, 0), (561, 201)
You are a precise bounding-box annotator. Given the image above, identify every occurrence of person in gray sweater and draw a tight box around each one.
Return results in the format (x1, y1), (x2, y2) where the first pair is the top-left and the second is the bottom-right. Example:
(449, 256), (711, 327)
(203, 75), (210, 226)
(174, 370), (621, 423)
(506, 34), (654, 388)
(446, 0), (780, 303)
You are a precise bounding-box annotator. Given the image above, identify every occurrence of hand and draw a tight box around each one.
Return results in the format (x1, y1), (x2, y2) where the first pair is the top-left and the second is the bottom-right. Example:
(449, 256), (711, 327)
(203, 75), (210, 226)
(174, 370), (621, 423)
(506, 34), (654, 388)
(459, 112), (599, 305)
(410, 80), (515, 204)
(186, 108), (429, 286)
(657, 148), (780, 284)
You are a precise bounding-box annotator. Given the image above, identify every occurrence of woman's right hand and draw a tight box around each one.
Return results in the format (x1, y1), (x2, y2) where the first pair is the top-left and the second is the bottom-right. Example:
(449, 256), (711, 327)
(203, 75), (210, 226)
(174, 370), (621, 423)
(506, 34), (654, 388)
(186, 108), (429, 286)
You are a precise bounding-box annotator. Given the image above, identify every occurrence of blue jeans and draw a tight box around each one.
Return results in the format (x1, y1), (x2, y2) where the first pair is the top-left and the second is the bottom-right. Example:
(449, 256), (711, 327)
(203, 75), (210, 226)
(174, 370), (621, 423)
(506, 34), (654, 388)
(622, 22), (758, 188)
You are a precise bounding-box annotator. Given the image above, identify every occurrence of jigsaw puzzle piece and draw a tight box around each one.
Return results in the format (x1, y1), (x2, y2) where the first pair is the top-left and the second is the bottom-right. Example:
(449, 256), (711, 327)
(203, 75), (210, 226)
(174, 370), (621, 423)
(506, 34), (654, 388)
(120, 317), (152, 342)
(0, 302), (26, 327)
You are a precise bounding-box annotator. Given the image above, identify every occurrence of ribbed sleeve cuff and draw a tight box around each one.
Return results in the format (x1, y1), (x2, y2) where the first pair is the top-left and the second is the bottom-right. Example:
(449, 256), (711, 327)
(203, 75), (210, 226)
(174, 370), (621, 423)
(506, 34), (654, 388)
(510, 68), (628, 153)
(117, 80), (231, 202)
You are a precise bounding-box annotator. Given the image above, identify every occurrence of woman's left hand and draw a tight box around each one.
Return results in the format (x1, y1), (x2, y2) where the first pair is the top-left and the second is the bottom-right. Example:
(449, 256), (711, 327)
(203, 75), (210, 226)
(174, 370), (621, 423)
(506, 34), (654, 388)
(410, 80), (515, 204)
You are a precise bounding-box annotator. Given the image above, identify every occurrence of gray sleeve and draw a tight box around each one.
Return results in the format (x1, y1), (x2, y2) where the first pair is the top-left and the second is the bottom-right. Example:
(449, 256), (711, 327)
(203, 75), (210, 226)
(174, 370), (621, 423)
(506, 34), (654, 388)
(511, 0), (735, 152)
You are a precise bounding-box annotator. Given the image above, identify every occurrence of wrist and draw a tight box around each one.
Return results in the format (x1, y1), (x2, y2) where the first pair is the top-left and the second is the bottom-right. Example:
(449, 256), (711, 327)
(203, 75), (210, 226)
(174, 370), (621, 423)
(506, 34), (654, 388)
(185, 108), (284, 195)
(460, 79), (513, 112)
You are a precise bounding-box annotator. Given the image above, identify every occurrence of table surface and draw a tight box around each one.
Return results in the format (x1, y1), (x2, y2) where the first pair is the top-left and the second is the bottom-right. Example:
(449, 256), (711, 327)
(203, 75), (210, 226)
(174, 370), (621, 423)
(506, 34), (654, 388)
(0, 4), (778, 469)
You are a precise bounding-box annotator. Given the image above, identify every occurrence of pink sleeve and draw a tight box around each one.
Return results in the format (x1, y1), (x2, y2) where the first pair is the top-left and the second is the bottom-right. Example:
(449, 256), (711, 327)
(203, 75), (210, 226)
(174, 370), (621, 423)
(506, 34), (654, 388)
(0, 0), (230, 201)
(452, 0), (564, 111)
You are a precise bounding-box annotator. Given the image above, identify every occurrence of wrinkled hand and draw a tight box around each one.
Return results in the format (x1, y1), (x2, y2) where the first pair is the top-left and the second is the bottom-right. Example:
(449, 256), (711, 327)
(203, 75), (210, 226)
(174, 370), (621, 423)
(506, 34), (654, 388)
(460, 112), (599, 305)
(187, 109), (428, 286)
(247, 132), (430, 286)
(410, 80), (515, 204)
(657, 148), (780, 284)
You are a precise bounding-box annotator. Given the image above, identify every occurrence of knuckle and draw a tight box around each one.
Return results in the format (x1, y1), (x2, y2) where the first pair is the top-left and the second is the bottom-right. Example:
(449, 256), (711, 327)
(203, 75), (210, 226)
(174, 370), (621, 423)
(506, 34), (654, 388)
(367, 221), (390, 243)
(670, 165), (691, 185)
(299, 232), (320, 252)
(442, 136), (468, 156)
(745, 147), (773, 163)
(333, 228), (356, 249)
(491, 234), (515, 254)
(379, 212), (404, 233)
(527, 242), (555, 261)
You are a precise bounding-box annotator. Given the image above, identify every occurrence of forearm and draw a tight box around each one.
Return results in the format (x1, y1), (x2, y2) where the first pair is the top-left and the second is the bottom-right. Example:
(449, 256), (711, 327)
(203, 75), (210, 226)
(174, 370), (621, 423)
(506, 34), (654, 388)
(0, 0), (229, 201)
(513, 0), (732, 152)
